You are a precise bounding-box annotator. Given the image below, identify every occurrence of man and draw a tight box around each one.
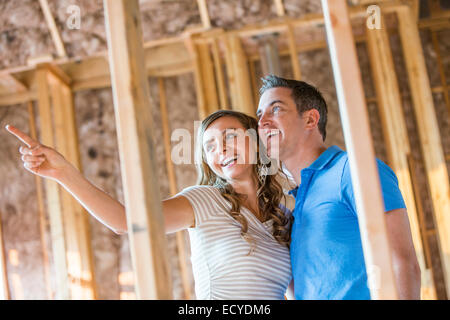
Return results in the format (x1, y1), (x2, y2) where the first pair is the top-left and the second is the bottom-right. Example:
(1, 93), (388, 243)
(256, 75), (421, 300)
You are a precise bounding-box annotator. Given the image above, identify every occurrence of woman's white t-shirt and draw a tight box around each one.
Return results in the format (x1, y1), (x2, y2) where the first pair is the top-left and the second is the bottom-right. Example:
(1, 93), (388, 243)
(178, 185), (292, 300)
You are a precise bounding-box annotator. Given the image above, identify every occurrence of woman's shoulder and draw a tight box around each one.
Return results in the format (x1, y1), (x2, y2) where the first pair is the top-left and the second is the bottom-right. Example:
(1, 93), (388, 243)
(179, 184), (220, 196)
(176, 185), (229, 227)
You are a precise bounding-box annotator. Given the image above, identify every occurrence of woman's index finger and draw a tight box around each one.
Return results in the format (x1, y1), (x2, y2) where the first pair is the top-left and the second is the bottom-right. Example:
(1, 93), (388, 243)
(5, 125), (38, 148)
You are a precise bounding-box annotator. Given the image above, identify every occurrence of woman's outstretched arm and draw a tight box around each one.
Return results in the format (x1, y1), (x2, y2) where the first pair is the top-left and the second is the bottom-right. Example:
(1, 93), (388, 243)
(5, 124), (194, 235)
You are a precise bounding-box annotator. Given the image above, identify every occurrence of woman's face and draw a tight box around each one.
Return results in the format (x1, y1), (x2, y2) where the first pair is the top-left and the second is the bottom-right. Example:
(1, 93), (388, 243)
(202, 116), (257, 182)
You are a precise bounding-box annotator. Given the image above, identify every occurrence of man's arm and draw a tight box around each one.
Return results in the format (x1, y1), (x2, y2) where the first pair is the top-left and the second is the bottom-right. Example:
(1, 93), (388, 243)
(385, 208), (421, 299)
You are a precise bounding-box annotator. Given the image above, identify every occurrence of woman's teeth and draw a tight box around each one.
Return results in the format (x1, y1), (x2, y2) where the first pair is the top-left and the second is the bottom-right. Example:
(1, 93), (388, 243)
(221, 156), (238, 167)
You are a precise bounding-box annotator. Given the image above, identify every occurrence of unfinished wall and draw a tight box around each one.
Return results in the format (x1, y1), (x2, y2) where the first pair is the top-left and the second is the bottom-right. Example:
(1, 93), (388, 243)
(0, 0), (449, 299)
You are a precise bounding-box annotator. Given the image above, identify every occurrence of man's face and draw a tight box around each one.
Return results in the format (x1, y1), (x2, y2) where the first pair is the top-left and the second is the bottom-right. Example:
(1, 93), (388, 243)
(257, 87), (305, 161)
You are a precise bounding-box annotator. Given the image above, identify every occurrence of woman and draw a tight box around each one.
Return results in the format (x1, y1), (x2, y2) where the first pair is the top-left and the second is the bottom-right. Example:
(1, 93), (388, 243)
(6, 110), (293, 300)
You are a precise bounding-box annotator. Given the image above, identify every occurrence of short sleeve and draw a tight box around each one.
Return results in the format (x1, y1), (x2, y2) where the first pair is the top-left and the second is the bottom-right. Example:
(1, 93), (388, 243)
(176, 185), (223, 228)
(341, 158), (406, 216)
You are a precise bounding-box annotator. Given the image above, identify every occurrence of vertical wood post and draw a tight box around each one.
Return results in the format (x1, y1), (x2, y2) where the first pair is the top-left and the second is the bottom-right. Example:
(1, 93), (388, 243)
(397, 5), (450, 295)
(36, 66), (97, 299)
(103, 0), (172, 299)
(36, 67), (70, 299)
(321, 0), (398, 299)
(226, 35), (255, 115)
(158, 78), (191, 300)
(0, 211), (10, 300)
(366, 13), (436, 299)
(48, 73), (97, 299)
(27, 101), (53, 299)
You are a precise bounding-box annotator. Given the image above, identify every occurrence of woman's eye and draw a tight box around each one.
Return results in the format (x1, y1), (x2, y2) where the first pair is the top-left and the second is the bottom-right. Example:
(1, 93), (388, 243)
(205, 145), (214, 152)
(225, 132), (237, 139)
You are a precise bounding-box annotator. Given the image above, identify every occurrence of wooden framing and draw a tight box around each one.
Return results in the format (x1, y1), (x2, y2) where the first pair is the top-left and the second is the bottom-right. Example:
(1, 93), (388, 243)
(321, 0), (398, 299)
(103, 0), (172, 299)
(397, 5), (450, 295)
(48, 72), (97, 299)
(38, 0), (67, 58)
(430, 31), (450, 115)
(287, 24), (302, 80)
(0, 211), (10, 300)
(196, 0), (211, 29)
(0, 0), (449, 300)
(274, 0), (286, 17)
(36, 67), (70, 299)
(158, 78), (191, 300)
(225, 35), (255, 115)
(36, 66), (97, 299)
(366, 13), (436, 299)
(194, 41), (220, 118)
(27, 102), (53, 300)
(211, 39), (228, 109)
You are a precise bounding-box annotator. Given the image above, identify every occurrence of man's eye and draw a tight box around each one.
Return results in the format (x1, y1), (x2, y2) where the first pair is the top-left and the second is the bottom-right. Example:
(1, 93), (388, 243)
(205, 145), (214, 152)
(226, 132), (237, 139)
(272, 106), (280, 113)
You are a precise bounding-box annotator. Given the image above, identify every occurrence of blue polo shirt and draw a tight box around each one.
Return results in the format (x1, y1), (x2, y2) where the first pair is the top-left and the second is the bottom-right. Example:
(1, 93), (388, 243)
(289, 145), (406, 300)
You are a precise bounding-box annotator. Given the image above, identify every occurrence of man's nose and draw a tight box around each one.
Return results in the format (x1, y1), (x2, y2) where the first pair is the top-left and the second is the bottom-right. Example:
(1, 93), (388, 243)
(258, 112), (269, 128)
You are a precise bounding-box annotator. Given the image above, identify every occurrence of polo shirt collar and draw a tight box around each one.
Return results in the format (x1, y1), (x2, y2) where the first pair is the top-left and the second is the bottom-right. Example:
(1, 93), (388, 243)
(288, 145), (343, 197)
(307, 145), (342, 171)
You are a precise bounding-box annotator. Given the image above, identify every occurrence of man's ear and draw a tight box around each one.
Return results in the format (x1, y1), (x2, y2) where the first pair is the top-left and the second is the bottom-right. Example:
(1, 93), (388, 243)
(304, 109), (320, 129)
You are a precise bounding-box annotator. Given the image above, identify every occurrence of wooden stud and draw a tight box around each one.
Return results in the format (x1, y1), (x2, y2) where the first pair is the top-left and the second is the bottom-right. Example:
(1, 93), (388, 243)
(38, 0), (67, 58)
(321, 0), (398, 299)
(0, 211), (10, 300)
(407, 156), (436, 291)
(248, 59), (259, 109)
(27, 101), (53, 300)
(366, 15), (436, 299)
(197, 42), (219, 115)
(48, 73), (97, 299)
(103, 0), (172, 299)
(158, 78), (192, 300)
(196, 0), (211, 29)
(286, 25), (302, 80)
(274, 0), (286, 17)
(211, 39), (228, 109)
(223, 36), (238, 110)
(36, 67), (70, 299)
(187, 37), (208, 120)
(430, 31), (450, 116)
(227, 35), (255, 115)
(397, 5), (450, 295)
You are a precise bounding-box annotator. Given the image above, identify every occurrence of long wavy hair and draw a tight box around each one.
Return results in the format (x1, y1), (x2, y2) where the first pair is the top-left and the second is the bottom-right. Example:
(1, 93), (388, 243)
(195, 110), (292, 249)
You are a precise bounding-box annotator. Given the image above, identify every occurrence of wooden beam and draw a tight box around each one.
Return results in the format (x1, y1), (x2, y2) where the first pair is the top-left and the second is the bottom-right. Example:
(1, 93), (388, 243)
(211, 39), (228, 109)
(226, 35), (255, 115)
(36, 67), (70, 299)
(408, 155), (436, 295)
(286, 24), (302, 80)
(321, 0), (398, 299)
(274, 0), (286, 17)
(27, 101), (53, 300)
(0, 73), (27, 93)
(366, 15), (436, 299)
(38, 0), (67, 58)
(103, 0), (172, 299)
(196, 42), (219, 116)
(0, 211), (10, 300)
(196, 0), (211, 29)
(48, 74), (97, 299)
(158, 78), (191, 300)
(397, 5), (450, 296)
(430, 31), (450, 116)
